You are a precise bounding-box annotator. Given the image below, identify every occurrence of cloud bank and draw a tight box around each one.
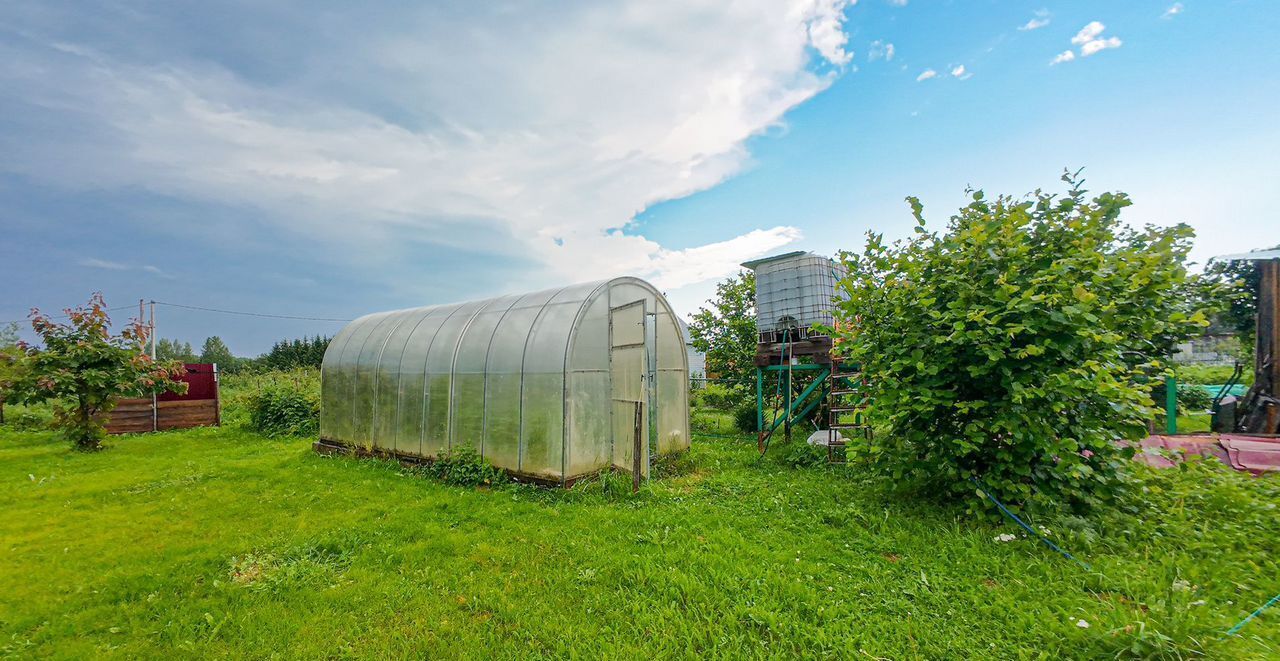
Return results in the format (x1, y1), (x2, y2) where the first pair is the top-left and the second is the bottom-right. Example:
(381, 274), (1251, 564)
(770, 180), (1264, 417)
(0, 1), (859, 294)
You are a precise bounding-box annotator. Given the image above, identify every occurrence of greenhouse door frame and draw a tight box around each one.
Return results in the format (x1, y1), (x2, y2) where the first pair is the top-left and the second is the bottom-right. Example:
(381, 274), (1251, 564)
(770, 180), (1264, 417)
(609, 299), (656, 479)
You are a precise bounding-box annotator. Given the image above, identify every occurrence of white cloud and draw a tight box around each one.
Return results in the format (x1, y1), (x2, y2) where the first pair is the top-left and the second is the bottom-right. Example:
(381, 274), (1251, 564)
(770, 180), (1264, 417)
(1071, 21), (1107, 46)
(1163, 3), (1184, 19)
(868, 40), (895, 62)
(806, 0), (857, 66)
(1019, 10), (1051, 31)
(0, 1), (859, 297)
(916, 68), (937, 81)
(1081, 36), (1122, 56)
(79, 258), (129, 271)
(79, 258), (173, 279)
(889, 0), (908, 6)
(1062, 21), (1123, 61)
(950, 65), (966, 77)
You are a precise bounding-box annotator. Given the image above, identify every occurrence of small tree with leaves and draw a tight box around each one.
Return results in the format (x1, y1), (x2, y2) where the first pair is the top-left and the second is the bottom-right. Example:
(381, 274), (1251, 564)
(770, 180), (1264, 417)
(10, 294), (187, 450)
(688, 271), (757, 395)
(831, 173), (1207, 514)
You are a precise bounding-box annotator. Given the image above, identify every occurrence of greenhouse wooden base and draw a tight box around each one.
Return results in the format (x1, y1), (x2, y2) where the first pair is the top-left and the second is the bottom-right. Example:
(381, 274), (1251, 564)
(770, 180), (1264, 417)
(313, 438), (603, 488)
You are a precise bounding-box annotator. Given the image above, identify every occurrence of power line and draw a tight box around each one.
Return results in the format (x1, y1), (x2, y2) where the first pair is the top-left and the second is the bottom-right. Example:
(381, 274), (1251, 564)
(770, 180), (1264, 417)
(1, 305), (137, 326)
(151, 301), (352, 322)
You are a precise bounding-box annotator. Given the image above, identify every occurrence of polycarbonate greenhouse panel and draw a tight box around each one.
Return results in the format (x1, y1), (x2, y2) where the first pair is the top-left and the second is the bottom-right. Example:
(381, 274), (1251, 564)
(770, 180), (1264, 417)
(319, 277), (690, 484)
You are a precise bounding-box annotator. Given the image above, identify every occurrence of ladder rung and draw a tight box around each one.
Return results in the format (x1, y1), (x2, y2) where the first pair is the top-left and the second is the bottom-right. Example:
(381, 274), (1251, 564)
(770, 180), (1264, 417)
(831, 373), (863, 379)
(830, 389), (861, 395)
(828, 424), (869, 429)
(830, 407), (867, 413)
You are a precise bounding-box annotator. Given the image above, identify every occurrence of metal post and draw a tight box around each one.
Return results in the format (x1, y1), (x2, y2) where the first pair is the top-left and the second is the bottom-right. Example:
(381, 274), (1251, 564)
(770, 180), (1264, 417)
(632, 401), (642, 493)
(1165, 375), (1177, 435)
(755, 366), (763, 433)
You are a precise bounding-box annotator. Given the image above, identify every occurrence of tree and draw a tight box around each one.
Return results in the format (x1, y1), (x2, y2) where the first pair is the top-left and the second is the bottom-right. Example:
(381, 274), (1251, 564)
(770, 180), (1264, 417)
(0, 322), (23, 425)
(199, 336), (236, 369)
(830, 173), (1207, 514)
(1201, 245), (1279, 350)
(10, 294), (188, 450)
(688, 271), (757, 394)
(261, 335), (331, 371)
(155, 338), (197, 363)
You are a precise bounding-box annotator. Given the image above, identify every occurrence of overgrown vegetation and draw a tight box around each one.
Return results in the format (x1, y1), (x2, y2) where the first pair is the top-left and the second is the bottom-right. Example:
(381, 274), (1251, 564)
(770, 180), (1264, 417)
(225, 369), (321, 437)
(831, 174), (1209, 514)
(414, 445), (506, 487)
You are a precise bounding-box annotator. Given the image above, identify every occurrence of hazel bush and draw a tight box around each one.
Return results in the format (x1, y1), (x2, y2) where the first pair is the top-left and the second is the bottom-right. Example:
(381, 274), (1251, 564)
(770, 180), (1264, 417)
(830, 173), (1208, 514)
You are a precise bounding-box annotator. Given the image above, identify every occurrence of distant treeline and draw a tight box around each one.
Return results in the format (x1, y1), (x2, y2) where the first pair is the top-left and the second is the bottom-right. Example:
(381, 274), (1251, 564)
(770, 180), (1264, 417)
(154, 334), (331, 373)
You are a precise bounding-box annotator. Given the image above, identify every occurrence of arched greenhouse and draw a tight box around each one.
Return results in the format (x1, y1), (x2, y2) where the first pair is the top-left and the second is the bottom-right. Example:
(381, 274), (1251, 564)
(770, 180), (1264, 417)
(318, 277), (690, 484)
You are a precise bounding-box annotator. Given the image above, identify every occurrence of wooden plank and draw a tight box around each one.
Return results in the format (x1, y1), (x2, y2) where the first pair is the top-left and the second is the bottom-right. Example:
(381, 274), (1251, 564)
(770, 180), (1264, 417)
(157, 399), (219, 410)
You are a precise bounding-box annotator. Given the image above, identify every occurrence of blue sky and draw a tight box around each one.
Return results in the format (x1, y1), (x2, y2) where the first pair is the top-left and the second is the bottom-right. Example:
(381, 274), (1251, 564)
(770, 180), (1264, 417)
(2, 1), (1277, 355)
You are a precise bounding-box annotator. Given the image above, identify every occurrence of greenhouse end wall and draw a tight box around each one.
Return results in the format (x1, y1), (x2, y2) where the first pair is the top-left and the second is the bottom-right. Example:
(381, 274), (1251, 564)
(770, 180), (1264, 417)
(319, 277), (690, 483)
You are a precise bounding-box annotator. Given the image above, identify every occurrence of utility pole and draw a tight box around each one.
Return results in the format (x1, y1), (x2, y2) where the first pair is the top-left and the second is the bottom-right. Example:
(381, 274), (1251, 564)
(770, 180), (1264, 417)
(149, 300), (157, 432)
(149, 300), (156, 359)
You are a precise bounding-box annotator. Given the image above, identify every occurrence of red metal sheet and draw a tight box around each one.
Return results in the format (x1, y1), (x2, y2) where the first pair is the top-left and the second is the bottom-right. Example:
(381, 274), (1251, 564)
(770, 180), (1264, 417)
(159, 363), (219, 402)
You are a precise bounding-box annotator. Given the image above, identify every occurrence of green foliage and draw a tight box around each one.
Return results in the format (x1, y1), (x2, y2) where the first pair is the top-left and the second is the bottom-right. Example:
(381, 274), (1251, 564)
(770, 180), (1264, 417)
(0, 324), (25, 426)
(247, 382), (320, 438)
(261, 335), (331, 371)
(688, 271), (757, 395)
(691, 382), (738, 410)
(1201, 245), (1278, 341)
(733, 400), (758, 433)
(417, 445), (505, 487)
(155, 338), (197, 363)
(779, 440), (828, 468)
(2, 404), (52, 431)
(9, 294), (187, 450)
(1174, 363), (1248, 386)
(831, 173), (1208, 514)
(1175, 383), (1213, 414)
(198, 336), (238, 370)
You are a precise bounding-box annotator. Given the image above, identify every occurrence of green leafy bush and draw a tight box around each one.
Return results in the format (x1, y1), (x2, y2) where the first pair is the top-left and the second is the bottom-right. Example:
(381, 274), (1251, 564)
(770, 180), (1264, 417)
(4, 406), (52, 431)
(1175, 363), (1250, 387)
(248, 385), (320, 437)
(830, 174), (1207, 514)
(1176, 384), (1214, 414)
(780, 440), (828, 468)
(693, 382), (741, 410)
(733, 401), (758, 433)
(419, 445), (504, 487)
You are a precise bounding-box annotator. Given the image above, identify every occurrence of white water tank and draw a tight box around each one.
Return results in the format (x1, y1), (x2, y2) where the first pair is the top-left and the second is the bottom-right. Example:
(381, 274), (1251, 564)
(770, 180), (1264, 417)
(741, 251), (846, 340)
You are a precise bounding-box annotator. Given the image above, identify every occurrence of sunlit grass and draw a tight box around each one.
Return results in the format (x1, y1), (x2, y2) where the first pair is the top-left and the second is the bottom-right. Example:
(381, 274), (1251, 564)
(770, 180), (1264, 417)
(1, 419), (1277, 658)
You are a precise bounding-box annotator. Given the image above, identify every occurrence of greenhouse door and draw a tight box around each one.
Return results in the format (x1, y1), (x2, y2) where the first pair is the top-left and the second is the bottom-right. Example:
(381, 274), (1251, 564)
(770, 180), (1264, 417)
(610, 300), (651, 478)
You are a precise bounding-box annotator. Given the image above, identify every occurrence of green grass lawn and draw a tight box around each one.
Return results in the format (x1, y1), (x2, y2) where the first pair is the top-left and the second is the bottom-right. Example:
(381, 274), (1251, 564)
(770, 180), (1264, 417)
(2, 422), (1279, 659)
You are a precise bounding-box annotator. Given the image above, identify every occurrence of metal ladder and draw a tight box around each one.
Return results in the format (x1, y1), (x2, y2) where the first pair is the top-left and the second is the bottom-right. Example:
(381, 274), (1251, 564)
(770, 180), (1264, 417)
(826, 365), (871, 463)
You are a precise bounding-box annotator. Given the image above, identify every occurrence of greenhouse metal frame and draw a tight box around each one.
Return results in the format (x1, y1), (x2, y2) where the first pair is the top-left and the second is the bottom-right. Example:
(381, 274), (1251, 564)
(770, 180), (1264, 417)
(319, 277), (690, 484)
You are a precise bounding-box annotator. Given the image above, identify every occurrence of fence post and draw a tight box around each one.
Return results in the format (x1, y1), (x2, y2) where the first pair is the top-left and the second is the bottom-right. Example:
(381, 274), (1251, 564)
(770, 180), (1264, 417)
(1165, 375), (1177, 435)
(633, 401), (643, 493)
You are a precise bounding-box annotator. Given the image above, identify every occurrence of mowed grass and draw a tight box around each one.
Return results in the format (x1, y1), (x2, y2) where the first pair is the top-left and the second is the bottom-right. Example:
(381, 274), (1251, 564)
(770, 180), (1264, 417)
(1, 423), (1279, 659)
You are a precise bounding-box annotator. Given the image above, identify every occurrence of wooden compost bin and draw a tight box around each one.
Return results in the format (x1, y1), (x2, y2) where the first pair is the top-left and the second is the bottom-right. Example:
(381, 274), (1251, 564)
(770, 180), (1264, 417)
(103, 363), (220, 434)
